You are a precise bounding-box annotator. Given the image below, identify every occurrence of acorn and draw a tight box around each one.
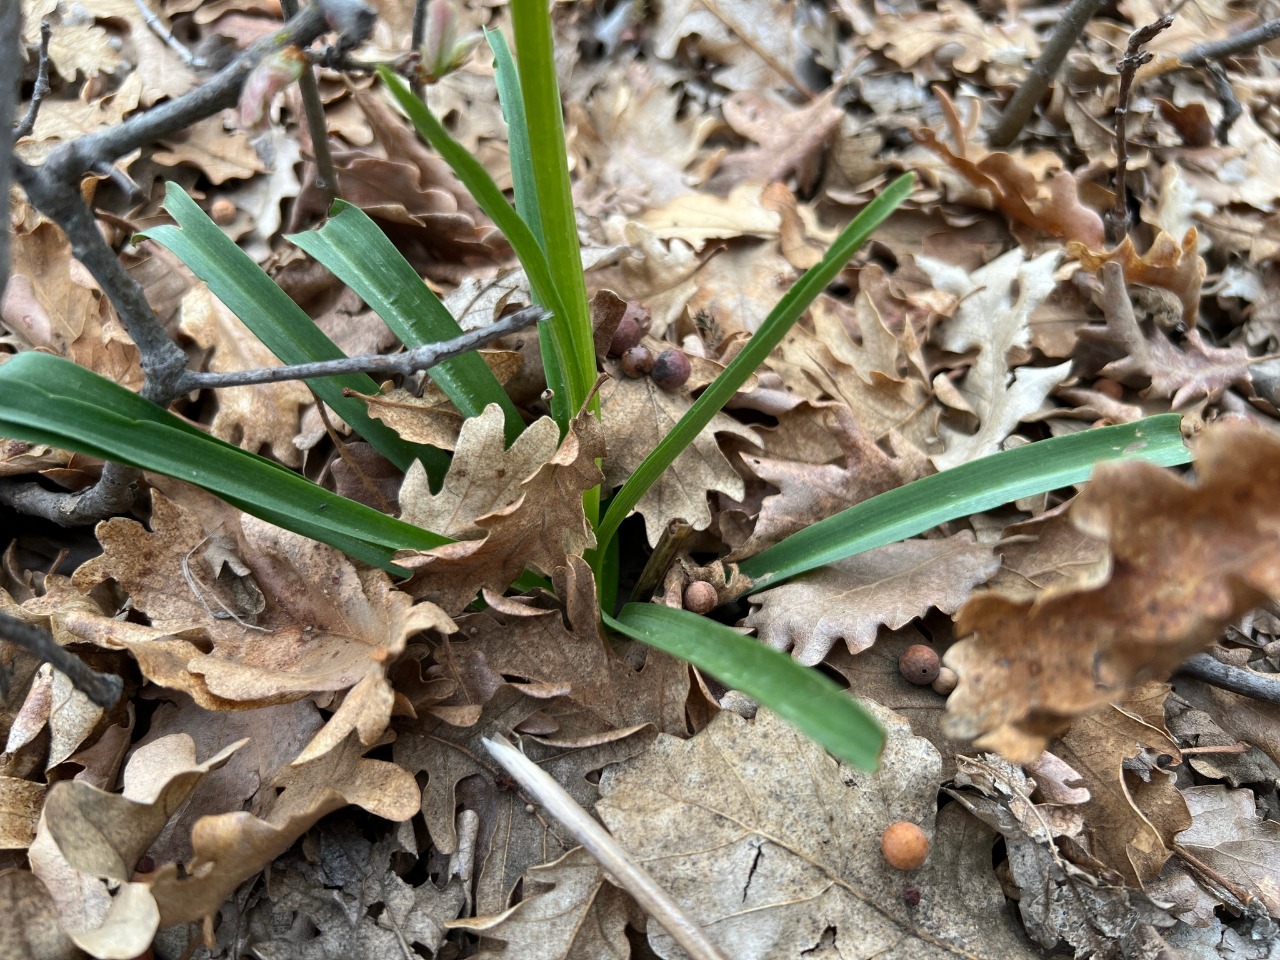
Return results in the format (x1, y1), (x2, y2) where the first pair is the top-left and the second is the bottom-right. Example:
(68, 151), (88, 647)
(882, 821), (930, 870)
(620, 345), (654, 378)
(899, 645), (941, 685)
(651, 348), (691, 390)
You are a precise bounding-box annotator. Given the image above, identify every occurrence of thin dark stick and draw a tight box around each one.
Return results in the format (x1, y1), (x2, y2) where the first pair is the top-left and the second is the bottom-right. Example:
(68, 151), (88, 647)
(1205, 62), (1242, 143)
(410, 0), (429, 98)
(1178, 652), (1280, 707)
(988, 0), (1107, 148)
(0, 1), (20, 303)
(1179, 16), (1280, 67)
(1109, 15), (1174, 238)
(14, 21), (52, 140)
(0, 611), (124, 708)
(178, 305), (548, 391)
(281, 0), (338, 209)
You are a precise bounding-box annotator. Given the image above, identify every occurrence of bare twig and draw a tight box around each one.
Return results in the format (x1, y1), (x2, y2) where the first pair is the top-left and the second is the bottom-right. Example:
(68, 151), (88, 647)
(178, 305), (547, 391)
(281, 0), (338, 209)
(13, 21), (52, 140)
(0, 611), (124, 708)
(1205, 62), (1242, 144)
(1179, 16), (1280, 68)
(6, 0), (375, 525)
(1177, 652), (1280, 706)
(482, 735), (732, 960)
(1109, 15), (1174, 238)
(134, 0), (208, 70)
(988, 0), (1107, 147)
(0, 2), (20, 302)
(0, 461), (141, 527)
(410, 0), (429, 98)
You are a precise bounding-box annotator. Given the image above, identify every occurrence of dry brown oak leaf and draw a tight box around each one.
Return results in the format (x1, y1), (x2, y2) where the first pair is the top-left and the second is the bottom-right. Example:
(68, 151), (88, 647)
(590, 702), (1039, 959)
(746, 531), (999, 665)
(1051, 682), (1189, 889)
(458, 555), (690, 734)
(396, 406), (605, 612)
(600, 369), (758, 547)
(944, 419), (1280, 763)
(71, 491), (454, 763)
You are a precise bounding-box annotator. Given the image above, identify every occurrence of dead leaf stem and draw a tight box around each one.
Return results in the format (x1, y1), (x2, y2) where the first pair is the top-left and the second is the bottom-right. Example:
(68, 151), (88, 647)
(483, 734), (733, 960)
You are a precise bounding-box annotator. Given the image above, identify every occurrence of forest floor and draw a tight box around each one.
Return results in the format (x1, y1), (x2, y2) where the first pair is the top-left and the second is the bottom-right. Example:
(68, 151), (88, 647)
(3, 0), (1280, 957)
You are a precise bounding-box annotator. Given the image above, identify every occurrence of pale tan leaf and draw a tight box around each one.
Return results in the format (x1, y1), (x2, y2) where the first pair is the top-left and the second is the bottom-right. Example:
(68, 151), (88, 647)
(596, 704), (1039, 958)
(746, 532), (1000, 665)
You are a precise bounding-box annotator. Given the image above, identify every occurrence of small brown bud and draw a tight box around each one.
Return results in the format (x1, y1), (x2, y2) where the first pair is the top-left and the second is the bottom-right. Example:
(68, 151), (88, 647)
(899, 645), (940, 685)
(683, 580), (718, 614)
(608, 316), (643, 356)
(881, 821), (929, 870)
(620, 345), (654, 378)
(651, 348), (692, 390)
(210, 197), (237, 225)
(931, 666), (957, 696)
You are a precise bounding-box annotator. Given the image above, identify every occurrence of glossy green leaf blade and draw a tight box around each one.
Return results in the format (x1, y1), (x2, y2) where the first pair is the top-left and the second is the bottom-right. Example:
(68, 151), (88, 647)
(486, 28), (544, 249)
(377, 67), (578, 427)
(739, 414), (1191, 591)
(287, 200), (523, 443)
(0, 353), (449, 570)
(597, 174), (915, 548)
(140, 184), (437, 475)
(509, 1), (596, 416)
(606, 604), (885, 771)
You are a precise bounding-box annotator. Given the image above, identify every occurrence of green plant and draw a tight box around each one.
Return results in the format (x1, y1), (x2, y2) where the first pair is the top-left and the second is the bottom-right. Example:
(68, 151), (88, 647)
(0, 3), (1195, 772)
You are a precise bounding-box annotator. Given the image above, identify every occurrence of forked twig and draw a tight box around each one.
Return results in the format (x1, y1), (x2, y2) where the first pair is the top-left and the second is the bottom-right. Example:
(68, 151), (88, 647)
(1109, 15), (1174, 237)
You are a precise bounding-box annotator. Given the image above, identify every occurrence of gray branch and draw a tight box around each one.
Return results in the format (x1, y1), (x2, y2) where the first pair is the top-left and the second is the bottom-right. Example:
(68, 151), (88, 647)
(1178, 653), (1280, 707)
(0, 611), (123, 708)
(177, 305), (548, 390)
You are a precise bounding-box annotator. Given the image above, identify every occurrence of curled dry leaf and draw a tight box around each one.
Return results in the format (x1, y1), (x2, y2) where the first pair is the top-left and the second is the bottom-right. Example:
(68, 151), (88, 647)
(398, 404), (560, 538)
(70, 491), (455, 762)
(600, 368), (758, 547)
(1070, 230), (1207, 326)
(397, 406), (606, 611)
(1084, 261), (1248, 407)
(944, 420), (1279, 762)
(461, 556), (689, 733)
(914, 91), (1104, 248)
(148, 731), (419, 928)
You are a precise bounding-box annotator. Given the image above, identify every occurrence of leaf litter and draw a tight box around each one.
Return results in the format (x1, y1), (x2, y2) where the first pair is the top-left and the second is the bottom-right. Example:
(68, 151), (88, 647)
(4, 0), (1280, 957)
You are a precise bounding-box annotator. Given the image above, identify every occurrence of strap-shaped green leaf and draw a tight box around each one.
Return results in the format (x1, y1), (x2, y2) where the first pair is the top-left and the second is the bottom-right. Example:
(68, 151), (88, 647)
(738, 414), (1191, 592)
(141, 183), (445, 477)
(0, 352), (448, 570)
(288, 200), (523, 444)
(378, 67), (582, 428)
(606, 603), (885, 771)
(596, 174), (916, 549)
